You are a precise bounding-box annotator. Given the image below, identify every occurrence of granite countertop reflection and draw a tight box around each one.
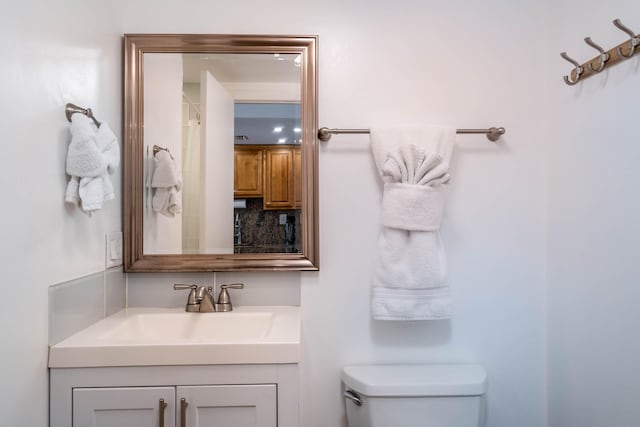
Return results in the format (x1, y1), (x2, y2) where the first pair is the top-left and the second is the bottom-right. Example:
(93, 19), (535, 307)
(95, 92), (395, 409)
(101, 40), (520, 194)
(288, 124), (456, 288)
(234, 244), (300, 254)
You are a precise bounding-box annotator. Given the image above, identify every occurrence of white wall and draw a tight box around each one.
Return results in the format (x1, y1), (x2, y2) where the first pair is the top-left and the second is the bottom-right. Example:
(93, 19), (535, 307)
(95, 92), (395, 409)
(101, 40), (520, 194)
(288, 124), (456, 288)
(546, 2), (640, 426)
(0, 1), (123, 425)
(223, 82), (300, 102)
(201, 70), (235, 252)
(300, 5), (548, 426)
(123, 1), (548, 427)
(143, 53), (184, 253)
(0, 1), (551, 426)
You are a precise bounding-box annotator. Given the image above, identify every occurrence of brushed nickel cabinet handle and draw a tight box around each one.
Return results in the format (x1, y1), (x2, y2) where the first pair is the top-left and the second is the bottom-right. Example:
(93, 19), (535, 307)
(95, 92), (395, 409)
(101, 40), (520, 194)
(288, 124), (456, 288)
(158, 399), (167, 427)
(180, 398), (188, 427)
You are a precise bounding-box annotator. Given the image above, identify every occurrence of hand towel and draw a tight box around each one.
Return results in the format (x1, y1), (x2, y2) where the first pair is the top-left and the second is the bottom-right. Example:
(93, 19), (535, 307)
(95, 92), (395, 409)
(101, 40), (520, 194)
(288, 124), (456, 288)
(65, 114), (120, 215)
(151, 150), (182, 217)
(370, 126), (455, 320)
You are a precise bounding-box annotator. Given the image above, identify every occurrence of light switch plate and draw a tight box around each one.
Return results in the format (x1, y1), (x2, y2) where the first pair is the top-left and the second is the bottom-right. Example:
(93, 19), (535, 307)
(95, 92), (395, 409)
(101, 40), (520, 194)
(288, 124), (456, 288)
(105, 231), (123, 268)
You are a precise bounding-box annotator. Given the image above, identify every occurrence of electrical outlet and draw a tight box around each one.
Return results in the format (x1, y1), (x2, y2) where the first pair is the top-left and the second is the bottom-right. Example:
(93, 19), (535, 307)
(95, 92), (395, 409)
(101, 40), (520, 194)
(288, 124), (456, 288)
(279, 214), (287, 225)
(105, 231), (123, 268)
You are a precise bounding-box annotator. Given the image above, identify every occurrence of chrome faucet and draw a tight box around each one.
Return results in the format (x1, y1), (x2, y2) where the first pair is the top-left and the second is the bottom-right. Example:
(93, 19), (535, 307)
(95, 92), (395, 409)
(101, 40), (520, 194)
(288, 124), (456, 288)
(173, 284), (216, 312)
(173, 283), (244, 312)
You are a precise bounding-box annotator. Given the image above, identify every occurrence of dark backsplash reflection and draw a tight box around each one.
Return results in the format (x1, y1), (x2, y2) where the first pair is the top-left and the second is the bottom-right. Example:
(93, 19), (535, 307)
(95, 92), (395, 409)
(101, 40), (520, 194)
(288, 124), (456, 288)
(234, 198), (301, 253)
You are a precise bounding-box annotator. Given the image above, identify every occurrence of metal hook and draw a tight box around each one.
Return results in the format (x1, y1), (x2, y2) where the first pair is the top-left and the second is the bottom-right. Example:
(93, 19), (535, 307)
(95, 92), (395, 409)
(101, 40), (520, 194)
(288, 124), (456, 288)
(560, 52), (584, 85)
(584, 37), (610, 72)
(613, 19), (639, 58)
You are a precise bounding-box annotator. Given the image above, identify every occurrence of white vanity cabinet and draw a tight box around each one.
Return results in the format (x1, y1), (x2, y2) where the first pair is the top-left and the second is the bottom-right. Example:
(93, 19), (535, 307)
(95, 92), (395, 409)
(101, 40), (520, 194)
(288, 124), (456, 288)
(50, 364), (296, 427)
(72, 384), (276, 427)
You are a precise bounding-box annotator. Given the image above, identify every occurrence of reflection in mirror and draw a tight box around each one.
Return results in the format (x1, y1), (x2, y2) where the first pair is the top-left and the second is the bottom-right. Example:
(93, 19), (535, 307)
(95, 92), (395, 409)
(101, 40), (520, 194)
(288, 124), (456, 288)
(124, 35), (318, 272)
(233, 103), (301, 254)
(142, 53), (302, 256)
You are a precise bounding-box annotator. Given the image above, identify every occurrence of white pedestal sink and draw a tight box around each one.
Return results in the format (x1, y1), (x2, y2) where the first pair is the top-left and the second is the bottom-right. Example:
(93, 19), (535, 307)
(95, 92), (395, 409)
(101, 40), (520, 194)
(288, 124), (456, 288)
(48, 306), (301, 367)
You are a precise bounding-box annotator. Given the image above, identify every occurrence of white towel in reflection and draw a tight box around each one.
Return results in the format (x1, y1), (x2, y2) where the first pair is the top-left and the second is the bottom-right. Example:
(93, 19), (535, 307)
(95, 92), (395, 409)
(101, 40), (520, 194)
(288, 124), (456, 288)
(65, 114), (120, 215)
(151, 150), (182, 217)
(370, 126), (455, 320)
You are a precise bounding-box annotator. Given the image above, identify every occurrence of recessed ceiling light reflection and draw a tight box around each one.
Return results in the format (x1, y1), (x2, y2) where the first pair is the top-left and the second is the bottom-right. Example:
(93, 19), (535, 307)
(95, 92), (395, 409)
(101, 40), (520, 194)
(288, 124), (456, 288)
(293, 127), (301, 133)
(278, 138), (287, 143)
(273, 126), (283, 133)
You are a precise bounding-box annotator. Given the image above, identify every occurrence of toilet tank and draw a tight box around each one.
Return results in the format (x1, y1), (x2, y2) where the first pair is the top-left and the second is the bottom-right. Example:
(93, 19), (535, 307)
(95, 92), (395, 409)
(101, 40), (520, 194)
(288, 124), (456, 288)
(342, 364), (487, 427)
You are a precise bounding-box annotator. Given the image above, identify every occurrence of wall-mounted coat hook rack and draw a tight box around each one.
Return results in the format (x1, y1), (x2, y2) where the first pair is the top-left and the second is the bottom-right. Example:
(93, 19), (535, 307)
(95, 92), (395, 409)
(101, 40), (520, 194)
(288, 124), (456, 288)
(561, 18), (639, 85)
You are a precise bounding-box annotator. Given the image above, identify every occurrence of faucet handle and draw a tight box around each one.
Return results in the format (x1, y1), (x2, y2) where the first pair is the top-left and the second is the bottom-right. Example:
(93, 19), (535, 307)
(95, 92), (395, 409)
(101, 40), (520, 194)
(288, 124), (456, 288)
(216, 283), (244, 312)
(173, 284), (200, 312)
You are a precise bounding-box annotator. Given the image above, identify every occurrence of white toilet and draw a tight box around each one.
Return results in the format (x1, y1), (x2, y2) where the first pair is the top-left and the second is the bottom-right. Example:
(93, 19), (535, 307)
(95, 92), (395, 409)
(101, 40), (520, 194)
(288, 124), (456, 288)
(342, 364), (487, 427)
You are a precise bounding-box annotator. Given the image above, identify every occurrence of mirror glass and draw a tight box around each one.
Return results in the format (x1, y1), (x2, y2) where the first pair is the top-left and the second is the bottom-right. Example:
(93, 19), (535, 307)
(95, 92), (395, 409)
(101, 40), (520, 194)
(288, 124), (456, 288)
(124, 35), (318, 271)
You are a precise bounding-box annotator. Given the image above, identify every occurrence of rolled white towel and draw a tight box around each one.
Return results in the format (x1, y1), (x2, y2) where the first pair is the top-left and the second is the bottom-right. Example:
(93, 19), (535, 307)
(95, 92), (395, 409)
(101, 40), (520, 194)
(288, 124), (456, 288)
(65, 114), (120, 215)
(66, 115), (106, 177)
(370, 127), (455, 321)
(151, 150), (182, 217)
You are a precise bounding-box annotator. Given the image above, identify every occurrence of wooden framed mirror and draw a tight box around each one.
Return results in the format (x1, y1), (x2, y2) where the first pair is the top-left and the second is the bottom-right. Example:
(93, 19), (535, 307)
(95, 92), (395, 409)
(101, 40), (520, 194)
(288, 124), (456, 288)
(123, 34), (318, 271)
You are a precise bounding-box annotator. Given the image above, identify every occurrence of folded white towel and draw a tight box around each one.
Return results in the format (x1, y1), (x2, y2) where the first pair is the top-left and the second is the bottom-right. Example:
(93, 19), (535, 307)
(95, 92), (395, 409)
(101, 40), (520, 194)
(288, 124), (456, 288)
(65, 114), (119, 215)
(151, 150), (182, 217)
(370, 127), (455, 320)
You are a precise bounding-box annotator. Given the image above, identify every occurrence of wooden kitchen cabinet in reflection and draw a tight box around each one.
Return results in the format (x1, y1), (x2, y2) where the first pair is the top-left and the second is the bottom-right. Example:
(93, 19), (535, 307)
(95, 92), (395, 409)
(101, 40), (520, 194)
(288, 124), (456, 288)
(234, 145), (301, 210)
(264, 147), (293, 210)
(234, 146), (264, 198)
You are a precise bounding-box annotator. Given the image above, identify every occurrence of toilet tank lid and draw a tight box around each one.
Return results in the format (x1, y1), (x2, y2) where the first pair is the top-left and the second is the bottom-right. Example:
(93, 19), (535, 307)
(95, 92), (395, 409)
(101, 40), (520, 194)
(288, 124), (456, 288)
(342, 364), (487, 397)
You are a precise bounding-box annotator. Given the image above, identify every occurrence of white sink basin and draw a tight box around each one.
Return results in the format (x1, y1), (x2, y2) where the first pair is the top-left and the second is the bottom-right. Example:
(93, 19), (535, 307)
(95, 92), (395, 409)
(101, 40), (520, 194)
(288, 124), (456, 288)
(48, 306), (300, 368)
(100, 311), (274, 342)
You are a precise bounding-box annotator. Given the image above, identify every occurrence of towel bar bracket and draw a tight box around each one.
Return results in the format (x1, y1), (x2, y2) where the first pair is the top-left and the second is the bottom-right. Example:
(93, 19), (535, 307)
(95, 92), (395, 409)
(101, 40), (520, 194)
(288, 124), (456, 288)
(152, 144), (174, 159)
(65, 102), (101, 127)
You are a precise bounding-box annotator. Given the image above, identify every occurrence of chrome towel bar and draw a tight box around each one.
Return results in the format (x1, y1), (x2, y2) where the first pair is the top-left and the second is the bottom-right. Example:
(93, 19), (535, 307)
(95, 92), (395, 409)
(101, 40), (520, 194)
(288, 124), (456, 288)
(318, 126), (506, 142)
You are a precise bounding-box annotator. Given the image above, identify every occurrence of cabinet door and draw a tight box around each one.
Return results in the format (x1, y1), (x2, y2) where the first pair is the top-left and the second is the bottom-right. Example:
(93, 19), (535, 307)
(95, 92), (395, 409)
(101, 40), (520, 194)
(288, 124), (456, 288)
(177, 384), (276, 427)
(234, 147), (264, 198)
(73, 387), (175, 427)
(264, 147), (293, 209)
